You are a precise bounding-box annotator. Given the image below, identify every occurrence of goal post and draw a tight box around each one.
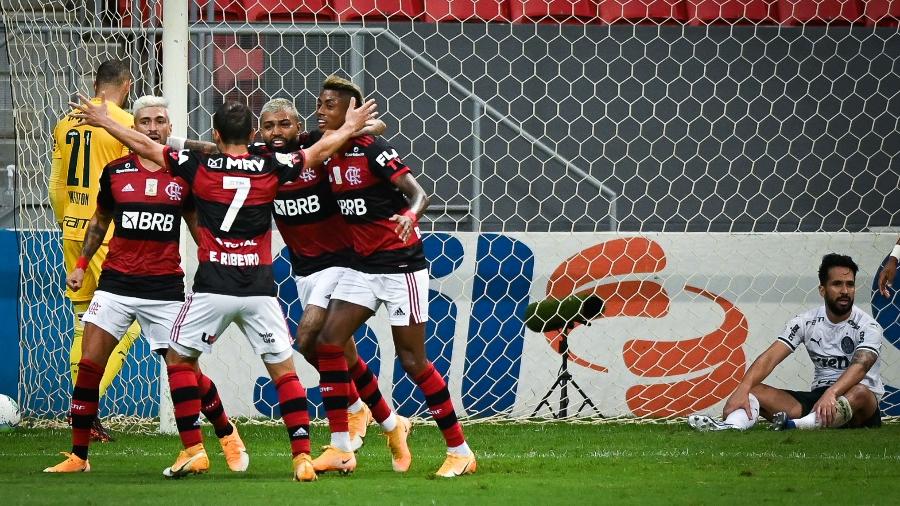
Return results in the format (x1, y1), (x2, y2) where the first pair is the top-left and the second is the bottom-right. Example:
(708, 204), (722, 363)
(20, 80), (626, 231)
(3, 1), (900, 429)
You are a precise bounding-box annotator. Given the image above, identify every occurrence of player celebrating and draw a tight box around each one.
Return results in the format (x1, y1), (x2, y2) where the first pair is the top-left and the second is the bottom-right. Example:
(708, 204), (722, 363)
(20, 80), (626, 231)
(49, 59), (139, 441)
(257, 98), (409, 459)
(44, 96), (247, 474)
(309, 76), (476, 478)
(688, 253), (884, 431)
(70, 95), (376, 481)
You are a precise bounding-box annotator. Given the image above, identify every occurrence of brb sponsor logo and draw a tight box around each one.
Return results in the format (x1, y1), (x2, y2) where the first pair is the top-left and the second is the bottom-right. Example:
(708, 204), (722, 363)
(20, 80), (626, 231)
(274, 195), (320, 217)
(543, 238), (748, 417)
(121, 211), (174, 232)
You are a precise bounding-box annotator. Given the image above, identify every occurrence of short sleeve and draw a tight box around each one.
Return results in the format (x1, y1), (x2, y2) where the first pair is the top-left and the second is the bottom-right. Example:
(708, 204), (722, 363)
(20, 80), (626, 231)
(163, 146), (201, 183)
(96, 166), (114, 212)
(775, 315), (804, 352)
(857, 320), (883, 357)
(366, 138), (410, 183)
(272, 150), (305, 185)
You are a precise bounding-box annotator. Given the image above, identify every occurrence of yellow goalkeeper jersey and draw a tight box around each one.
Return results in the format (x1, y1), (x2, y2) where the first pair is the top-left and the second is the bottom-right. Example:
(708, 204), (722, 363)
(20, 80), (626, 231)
(50, 98), (133, 242)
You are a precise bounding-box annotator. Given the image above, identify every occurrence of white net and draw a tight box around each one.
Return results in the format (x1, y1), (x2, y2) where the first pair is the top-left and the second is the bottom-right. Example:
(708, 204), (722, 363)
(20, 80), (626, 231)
(3, 1), (900, 427)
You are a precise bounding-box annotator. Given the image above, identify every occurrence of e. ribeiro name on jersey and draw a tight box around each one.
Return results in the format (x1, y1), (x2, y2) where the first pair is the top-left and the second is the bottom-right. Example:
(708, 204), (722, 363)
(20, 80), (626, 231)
(250, 141), (355, 277)
(325, 135), (426, 274)
(95, 154), (189, 301)
(776, 305), (884, 396)
(163, 146), (304, 296)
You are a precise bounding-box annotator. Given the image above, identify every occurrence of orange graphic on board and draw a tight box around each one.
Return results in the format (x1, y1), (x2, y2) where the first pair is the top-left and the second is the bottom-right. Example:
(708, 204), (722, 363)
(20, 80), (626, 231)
(545, 237), (748, 417)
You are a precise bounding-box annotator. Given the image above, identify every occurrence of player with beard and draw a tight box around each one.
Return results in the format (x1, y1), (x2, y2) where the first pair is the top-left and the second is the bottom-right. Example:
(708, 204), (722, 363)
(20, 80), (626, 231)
(687, 253), (884, 431)
(257, 98), (409, 461)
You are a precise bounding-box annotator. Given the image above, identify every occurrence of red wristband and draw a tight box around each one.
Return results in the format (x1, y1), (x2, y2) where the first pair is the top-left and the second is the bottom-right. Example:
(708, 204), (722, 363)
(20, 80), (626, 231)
(75, 256), (89, 270)
(403, 210), (417, 222)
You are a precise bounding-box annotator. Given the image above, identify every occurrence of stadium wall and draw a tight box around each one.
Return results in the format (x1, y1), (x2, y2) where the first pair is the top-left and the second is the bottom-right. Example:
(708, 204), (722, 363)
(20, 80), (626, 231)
(14, 230), (900, 419)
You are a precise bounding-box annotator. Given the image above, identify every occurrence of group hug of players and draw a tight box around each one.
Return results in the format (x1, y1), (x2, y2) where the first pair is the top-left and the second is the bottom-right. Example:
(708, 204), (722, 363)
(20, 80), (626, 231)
(43, 60), (476, 480)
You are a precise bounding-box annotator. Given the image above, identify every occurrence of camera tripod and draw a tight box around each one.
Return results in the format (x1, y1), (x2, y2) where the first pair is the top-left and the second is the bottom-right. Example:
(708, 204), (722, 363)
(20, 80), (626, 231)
(531, 321), (602, 418)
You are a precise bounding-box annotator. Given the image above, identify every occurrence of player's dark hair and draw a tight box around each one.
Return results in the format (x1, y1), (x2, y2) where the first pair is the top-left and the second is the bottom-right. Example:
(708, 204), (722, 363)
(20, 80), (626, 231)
(818, 253), (858, 285)
(213, 101), (253, 145)
(322, 75), (364, 108)
(94, 59), (131, 87)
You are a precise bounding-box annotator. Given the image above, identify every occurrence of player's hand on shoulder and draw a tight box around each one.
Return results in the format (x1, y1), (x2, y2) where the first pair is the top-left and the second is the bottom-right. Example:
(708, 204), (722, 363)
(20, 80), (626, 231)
(66, 268), (85, 292)
(68, 92), (108, 127)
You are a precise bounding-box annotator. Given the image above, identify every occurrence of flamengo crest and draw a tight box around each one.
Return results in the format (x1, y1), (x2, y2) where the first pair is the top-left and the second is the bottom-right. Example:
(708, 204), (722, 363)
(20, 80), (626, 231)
(165, 181), (183, 201)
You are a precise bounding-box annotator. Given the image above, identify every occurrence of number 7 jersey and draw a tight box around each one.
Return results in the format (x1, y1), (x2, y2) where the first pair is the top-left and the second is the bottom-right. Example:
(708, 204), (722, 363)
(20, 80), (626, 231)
(163, 146), (304, 296)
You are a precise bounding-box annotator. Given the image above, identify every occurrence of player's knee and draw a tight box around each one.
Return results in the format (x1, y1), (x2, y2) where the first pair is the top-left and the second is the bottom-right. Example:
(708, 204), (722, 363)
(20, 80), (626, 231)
(845, 384), (876, 411)
(396, 352), (427, 378)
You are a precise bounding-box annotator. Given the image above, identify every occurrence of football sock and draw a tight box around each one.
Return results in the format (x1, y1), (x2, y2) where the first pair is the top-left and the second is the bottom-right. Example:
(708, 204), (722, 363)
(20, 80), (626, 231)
(414, 362), (465, 448)
(98, 321), (139, 397)
(348, 398), (365, 414)
(196, 370), (232, 438)
(275, 373), (311, 456)
(449, 442), (473, 457)
(349, 357), (394, 424)
(794, 396), (854, 429)
(70, 358), (103, 460)
(68, 302), (88, 387)
(168, 364), (203, 448)
(380, 413), (398, 433)
(317, 344), (351, 450)
(723, 393), (760, 430)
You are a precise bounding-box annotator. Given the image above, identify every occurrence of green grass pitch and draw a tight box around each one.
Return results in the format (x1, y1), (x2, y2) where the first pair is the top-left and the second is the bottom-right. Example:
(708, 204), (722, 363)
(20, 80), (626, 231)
(1, 422), (898, 505)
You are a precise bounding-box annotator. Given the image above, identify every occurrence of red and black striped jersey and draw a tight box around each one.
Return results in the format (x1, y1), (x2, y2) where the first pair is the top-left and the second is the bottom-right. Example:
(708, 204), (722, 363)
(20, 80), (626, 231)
(95, 154), (190, 301)
(325, 135), (426, 273)
(163, 146), (305, 296)
(251, 139), (354, 277)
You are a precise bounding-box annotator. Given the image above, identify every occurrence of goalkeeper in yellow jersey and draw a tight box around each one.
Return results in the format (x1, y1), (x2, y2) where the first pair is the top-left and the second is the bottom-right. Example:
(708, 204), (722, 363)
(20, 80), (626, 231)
(48, 60), (137, 441)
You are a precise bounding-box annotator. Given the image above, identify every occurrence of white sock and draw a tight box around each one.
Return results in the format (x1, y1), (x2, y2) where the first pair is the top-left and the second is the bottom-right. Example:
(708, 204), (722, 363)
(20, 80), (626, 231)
(793, 411), (822, 430)
(330, 431), (352, 452)
(448, 441), (472, 456)
(380, 412), (397, 432)
(348, 398), (364, 414)
(723, 393), (760, 430)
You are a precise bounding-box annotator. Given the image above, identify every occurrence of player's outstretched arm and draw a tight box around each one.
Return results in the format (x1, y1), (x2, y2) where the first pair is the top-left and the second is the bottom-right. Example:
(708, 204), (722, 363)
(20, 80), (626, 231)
(389, 173), (430, 242)
(68, 94), (166, 166)
(167, 136), (219, 155)
(811, 350), (877, 427)
(878, 237), (900, 298)
(722, 341), (791, 418)
(304, 98), (378, 168)
(67, 208), (113, 292)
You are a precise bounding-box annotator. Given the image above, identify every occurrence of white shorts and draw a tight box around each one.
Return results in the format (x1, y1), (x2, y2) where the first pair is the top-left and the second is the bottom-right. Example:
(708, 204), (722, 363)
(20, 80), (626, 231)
(81, 290), (181, 352)
(332, 268), (429, 326)
(295, 266), (348, 309)
(169, 292), (293, 364)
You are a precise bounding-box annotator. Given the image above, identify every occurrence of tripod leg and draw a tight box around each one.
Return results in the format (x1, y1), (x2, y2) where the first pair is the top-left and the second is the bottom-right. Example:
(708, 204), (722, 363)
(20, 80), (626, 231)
(531, 374), (568, 418)
(568, 378), (603, 417)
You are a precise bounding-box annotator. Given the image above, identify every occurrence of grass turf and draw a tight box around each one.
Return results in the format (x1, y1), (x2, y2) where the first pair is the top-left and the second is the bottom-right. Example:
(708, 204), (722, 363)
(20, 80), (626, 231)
(1, 422), (899, 505)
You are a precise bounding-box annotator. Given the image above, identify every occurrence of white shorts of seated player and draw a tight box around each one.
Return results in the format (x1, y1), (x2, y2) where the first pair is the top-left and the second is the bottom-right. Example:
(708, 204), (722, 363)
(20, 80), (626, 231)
(168, 292), (293, 364)
(294, 266), (347, 310)
(82, 290), (181, 353)
(332, 268), (429, 326)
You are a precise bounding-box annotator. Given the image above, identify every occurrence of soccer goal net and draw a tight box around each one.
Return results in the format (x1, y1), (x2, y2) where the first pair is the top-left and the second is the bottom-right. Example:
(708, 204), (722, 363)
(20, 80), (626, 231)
(3, 0), (899, 428)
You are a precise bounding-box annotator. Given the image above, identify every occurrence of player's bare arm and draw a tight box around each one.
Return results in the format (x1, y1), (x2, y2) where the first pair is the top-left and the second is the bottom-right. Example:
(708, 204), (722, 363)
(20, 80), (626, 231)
(66, 208), (114, 292)
(389, 173), (430, 243)
(722, 341), (790, 418)
(183, 207), (201, 246)
(69, 94), (167, 167)
(303, 98), (378, 167)
(812, 349), (877, 427)
(877, 236), (900, 297)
